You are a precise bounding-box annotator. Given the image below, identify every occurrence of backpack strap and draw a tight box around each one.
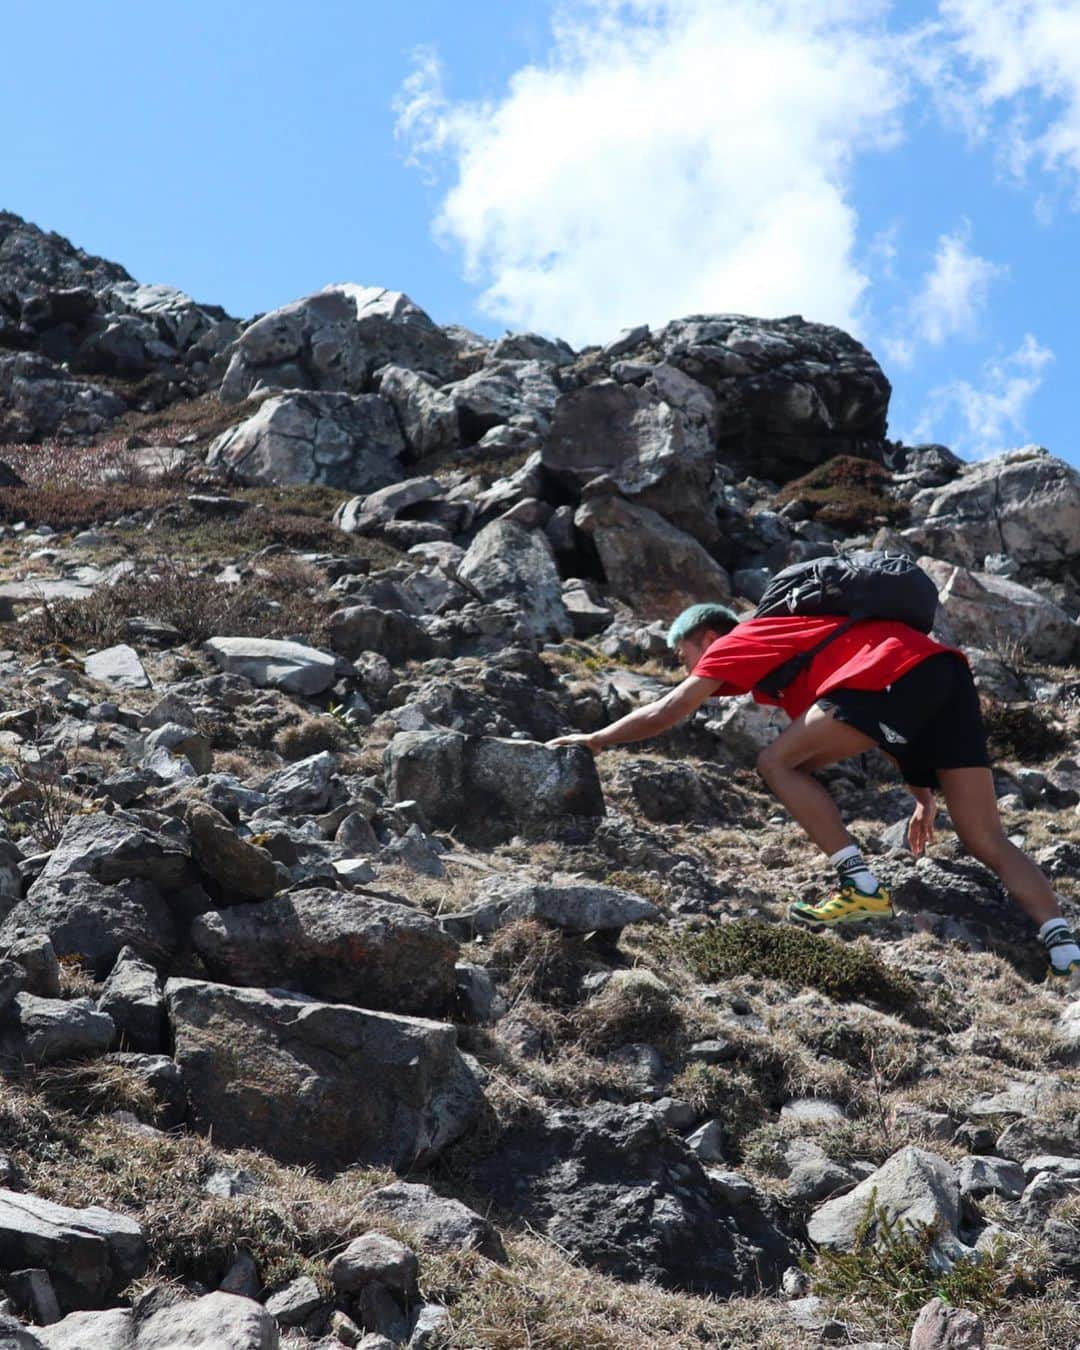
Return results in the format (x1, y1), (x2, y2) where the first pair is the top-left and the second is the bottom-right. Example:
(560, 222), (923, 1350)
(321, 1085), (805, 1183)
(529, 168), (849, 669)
(753, 617), (862, 700)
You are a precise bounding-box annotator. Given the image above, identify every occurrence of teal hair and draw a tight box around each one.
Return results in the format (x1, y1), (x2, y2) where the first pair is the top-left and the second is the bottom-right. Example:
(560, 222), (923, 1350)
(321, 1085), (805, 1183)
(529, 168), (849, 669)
(666, 602), (739, 650)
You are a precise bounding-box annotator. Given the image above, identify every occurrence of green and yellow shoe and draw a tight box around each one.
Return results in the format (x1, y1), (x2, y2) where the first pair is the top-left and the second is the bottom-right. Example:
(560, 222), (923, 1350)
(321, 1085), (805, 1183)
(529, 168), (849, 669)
(789, 882), (894, 928)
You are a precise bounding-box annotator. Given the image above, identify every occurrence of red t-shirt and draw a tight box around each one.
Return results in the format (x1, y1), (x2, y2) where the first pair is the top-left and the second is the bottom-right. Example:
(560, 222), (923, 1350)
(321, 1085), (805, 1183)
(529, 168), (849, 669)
(691, 616), (964, 719)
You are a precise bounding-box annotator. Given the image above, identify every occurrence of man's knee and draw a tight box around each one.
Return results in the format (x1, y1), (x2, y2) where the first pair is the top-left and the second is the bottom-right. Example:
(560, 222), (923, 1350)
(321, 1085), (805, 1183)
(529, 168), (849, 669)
(757, 744), (784, 782)
(958, 827), (1009, 867)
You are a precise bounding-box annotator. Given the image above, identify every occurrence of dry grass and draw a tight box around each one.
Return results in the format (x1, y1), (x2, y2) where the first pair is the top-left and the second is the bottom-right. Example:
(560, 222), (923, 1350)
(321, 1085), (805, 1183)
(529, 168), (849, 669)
(275, 715), (349, 762)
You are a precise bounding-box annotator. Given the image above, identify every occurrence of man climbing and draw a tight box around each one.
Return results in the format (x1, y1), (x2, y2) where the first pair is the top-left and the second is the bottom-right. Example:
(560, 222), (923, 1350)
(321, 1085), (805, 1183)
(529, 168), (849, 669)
(547, 601), (1080, 978)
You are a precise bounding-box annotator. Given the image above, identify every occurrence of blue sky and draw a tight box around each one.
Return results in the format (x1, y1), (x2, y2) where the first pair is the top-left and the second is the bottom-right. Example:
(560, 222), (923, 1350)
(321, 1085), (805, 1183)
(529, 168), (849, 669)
(3, 0), (1079, 468)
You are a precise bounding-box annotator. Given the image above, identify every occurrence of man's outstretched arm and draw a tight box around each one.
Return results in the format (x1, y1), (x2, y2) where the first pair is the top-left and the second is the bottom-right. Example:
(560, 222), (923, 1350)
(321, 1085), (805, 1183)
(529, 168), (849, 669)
(546, 675), (722, 753)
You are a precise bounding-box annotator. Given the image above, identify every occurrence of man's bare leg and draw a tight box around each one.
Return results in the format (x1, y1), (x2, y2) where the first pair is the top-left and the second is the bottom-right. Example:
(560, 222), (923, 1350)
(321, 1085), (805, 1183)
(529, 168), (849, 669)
(938, 767), (1062, 926)
(756, 704), (878, 854)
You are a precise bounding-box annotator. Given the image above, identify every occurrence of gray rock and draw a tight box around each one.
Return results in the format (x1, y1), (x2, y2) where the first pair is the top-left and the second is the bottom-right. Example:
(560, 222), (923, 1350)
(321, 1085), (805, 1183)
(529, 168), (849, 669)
(546, 379), (718, 545)
(957, 1155), (1024, 1200)
(203, 638), (337, 696)
(0, 1188), (146, 1312)
(105, 1053), (187, 1130)
(408, 1303), (451, 1349)
(490, 332), (575, 366)
(330, 1233), (418, 1296)
(686, 1119), (725, 1164)
(84, 645), (150, 690)
(166, 979), (481, 1172)
(384, 730), (604, 838)
(908, 1296), (984, 1349)
(190, 888), (457, 1017)
(143, 723), (212, 775)
(34, 1308), (131, 1348)
(97, 947), (165, 1053)
(265, 1275), (322, 1327)
(474, 1101), (794, 1294)
(562, 580), (613, 638)
(1020, 1154), (1080, 1180)
(209, 390), (405, 491)
(259, 753), (336, 814)
(361, 1181), (506, 1262)
(454, 963), (505, 1025)
(6, 1268), (60, 1326)
(0, 959), (28, 1016)
(457, 519), (570, 642)
(0, 352), (124, 442)
(1, 875), (176, 979)
(444, 879), (656, 940)
(328, 605), (434, 663)
(575, 495), (730, 618)
(0, 995), (115, 1064)
(28, 812), (191, 895)
(904, 446), (1080, 575)
(3, 936), (60, 999)
(445, 360), (560, 440)
(807, 1148), (961, 1254)
(921, 558), (1078, 664)
(378, 366), (459, 458)
(334, 477), (443, 535)
(219, 284), (461, 402)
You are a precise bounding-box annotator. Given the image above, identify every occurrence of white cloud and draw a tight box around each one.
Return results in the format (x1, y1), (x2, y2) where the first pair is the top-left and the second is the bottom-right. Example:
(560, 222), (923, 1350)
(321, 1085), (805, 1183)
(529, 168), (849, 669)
(913, 333), (1054, 457)
(937, 0), (1080, 195)
(395, 0), (907, 346)
(915, 223), (1006, 346)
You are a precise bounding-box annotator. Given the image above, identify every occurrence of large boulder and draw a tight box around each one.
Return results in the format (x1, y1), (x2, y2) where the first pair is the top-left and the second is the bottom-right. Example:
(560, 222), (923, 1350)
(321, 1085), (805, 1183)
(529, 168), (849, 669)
(189, 888), (457, 1017)
(185, 803), (279, 902)
(656, 314), (890, 481)
(107, 280), (238, 355)
(0, 352), (124, 441)
(165, 979), (481, 1173)
(474, 1102), (794, 1294)
(457, 519), (571, 642)
(0, 876), (176, 979)
(202, 637), (337, 695)
(922, 558), (1079, 664)
(0, 1188), (146, 1312)
(384, 731), (604, 836)
(218, 284), (461, 402)
(575, 494), (731, 618)
(361, 1180), (506, 1261)
(545, 379), (717, 544)
(328, 604), (435, 662)
(74, 314), (176, 378)
(904, 447), (1080, 576)
(206, 390), (405, 490)
(0, 994), (115, 1063)
(98, 946), (166, 1054)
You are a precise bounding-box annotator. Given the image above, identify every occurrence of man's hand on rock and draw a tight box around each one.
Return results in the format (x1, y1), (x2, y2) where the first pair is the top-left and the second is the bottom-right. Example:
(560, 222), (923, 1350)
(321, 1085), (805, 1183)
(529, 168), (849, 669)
(546, 732), (601, 753)
(907, 786), (936, 856)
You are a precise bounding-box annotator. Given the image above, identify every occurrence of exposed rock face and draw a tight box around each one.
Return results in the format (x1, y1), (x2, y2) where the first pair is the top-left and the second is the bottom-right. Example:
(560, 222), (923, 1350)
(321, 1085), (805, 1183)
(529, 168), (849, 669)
(444, 360), (561, 442)
(28, 813), (191, 895)
(361, 1181), (507, 1261)
(575, 494), (731, 617)
(384, 731), (604, 836)
(219, 284), (463, 403)
(474, 1102), (795, 1294)
(0, 352), (124, 441)
(206, 390), (406, 490)
(378, 365), (460, 458)
(165, 979), (482, 1173)
(905, 447), (1080, 577)
(189, 888), (457, 1016)
(545, 379), (718, 544)
(0, 210), (131, 300)
(0, 1188), (147, 1312)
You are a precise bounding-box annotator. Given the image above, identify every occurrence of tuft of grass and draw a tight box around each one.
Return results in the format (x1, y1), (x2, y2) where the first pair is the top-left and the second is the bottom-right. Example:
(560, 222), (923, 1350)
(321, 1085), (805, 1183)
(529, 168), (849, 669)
(575, 969), (685, 1056)
(275, 716), (349, 762)
(680, 921), (934, 1024)
(669, 1062), (769, 1154)
(485, 921), (592, 1010)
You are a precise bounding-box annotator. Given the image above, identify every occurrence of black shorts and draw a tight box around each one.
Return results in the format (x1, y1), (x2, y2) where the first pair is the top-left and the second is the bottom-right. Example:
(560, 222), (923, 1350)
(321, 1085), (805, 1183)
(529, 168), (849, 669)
(817, 652), (991, 789)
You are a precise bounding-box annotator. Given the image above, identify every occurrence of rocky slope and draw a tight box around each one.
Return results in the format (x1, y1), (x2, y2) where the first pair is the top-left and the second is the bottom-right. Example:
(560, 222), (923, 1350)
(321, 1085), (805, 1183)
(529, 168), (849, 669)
(0, 210), (1078, 1348)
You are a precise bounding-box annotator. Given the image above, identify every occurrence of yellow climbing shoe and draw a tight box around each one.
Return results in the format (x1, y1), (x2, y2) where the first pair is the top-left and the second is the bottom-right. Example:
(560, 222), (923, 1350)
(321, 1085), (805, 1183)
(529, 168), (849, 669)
(789, 882), (894, 928)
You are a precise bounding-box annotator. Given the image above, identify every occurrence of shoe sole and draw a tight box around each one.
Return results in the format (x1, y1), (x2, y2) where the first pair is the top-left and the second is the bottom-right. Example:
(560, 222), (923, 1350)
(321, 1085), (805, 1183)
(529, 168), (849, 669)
(789, 906), (895, 929)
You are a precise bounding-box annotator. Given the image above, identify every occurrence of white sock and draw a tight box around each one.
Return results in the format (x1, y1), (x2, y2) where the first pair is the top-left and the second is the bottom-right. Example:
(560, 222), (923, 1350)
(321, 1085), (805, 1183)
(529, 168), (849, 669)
(830, 844), (880, 897)
(1039, 918), (1080, 973)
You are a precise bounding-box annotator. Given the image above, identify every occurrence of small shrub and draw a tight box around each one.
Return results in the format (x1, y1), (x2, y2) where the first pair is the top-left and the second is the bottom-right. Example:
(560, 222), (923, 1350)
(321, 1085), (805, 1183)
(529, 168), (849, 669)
(485, 921), (591, 1009)
(982, 698), (1066, 763)
(809, 1199), (1022, 1326)
(680, 921), (931, 1023)
(276, 717), (347, 762)
(669, 1062), (769, 1154)
(774, 455), (908, 531)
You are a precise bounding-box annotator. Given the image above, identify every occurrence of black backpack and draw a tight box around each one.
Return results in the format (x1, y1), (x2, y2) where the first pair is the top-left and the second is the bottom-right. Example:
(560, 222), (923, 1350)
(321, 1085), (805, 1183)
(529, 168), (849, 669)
(752, 550), (939, 698)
